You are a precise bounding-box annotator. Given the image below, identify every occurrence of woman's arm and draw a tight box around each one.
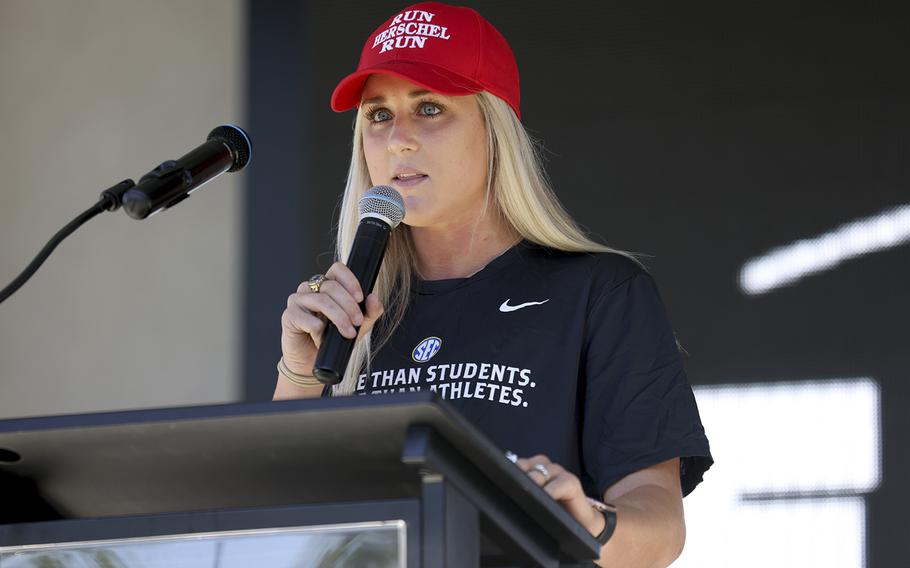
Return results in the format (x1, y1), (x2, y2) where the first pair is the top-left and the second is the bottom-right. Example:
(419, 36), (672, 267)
(597, 458), (685, 568)
(517, 456), (685, 568)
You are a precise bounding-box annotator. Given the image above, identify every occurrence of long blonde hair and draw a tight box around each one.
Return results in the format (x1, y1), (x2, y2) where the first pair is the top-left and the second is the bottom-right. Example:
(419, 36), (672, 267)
(331, 91), (641, 395)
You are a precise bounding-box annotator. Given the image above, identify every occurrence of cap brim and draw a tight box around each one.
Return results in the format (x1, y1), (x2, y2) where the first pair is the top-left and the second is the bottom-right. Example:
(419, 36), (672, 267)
(331, 61), (485, 113)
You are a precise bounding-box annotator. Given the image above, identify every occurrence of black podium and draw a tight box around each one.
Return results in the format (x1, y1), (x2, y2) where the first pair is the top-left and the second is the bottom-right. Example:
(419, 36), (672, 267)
(0, 392), (601, 567)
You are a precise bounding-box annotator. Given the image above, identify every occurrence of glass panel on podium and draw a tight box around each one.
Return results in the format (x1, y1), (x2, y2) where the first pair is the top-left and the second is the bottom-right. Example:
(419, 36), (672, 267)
(0, 521), (405, 568)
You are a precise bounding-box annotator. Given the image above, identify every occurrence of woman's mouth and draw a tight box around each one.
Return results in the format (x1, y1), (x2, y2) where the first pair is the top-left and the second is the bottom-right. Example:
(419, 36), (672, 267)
(392, 173), (428, 187)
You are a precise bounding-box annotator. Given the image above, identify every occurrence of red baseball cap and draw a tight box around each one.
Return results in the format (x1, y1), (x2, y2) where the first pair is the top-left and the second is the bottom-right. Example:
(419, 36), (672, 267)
(331, 2), (521, 119)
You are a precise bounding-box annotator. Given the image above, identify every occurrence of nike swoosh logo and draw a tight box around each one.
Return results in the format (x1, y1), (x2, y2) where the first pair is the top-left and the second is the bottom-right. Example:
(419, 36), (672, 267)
(499, 299), (550, 312)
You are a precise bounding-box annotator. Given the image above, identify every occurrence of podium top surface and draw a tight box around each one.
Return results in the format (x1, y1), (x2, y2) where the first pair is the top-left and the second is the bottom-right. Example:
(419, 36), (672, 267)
(0, 393), (598, 557)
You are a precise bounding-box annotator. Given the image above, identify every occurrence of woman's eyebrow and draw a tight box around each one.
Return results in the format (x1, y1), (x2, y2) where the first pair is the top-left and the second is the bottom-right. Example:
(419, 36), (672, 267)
(361, 90), (436, 105)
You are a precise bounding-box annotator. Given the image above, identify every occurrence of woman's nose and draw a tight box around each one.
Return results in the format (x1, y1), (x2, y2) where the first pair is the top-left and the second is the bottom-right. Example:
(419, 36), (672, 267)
(387, 116), (419, 154)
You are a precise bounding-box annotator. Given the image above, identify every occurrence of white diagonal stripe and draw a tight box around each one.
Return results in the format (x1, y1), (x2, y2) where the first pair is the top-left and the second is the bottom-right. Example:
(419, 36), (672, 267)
(740, 204), (910, 295)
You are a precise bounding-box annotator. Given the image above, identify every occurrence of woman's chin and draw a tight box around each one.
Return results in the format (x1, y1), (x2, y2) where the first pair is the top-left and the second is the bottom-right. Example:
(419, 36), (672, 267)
(400, 216), (428, 228)
(400, 200), (432, 226)
(400, 212), (440, 229)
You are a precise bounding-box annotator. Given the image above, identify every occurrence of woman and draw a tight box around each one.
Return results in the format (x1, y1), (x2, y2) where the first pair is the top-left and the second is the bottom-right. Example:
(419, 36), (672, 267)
(273, 3), (712, 567)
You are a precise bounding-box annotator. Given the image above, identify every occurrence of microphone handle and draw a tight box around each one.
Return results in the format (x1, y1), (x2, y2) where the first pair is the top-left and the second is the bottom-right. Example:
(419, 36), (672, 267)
(122, 139), (233, 220)
(312, 217), (392, 385)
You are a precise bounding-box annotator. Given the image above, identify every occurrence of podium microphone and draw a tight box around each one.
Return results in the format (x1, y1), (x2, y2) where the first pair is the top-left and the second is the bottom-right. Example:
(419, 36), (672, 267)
(313, 185), (405, 386)
(0, 124), (252, 305)
(122, 124), (252, 220)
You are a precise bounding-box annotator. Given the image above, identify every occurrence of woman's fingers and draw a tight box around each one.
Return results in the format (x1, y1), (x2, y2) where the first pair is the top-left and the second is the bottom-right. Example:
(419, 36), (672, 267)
(291, 264), (371, 337)
(357, 293), (386, 340)
(316, 278), (364, 328)
(516, 454), (552, 472)
(530, 462), (580, 501)
(287, 265), (383, 346)
(282, 300), (326, 346)
(279, 267), (379, 385)
(293, 285), (359, 338)
(515, 455), (600, 534)
(291, 285), (385, 341)
(516, 454), (556, 485)
(325, 262), (364, 303)
(517, 455), (579, 502)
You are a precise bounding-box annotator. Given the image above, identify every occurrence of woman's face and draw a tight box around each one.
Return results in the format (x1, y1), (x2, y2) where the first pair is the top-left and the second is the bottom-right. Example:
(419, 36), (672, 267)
(360, 74), (488, 229)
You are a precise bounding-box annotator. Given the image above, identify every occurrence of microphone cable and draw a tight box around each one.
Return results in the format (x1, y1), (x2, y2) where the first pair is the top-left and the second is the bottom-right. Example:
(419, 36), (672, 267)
(0, 124), (251, 306)
(0, 180), (134, 305)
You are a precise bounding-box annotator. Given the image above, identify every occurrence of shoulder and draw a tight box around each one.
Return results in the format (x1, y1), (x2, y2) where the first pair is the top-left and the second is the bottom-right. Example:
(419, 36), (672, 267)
(515, 241), (650, 294)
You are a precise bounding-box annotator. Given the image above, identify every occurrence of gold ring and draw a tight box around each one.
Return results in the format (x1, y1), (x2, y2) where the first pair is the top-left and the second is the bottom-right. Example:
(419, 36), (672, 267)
(307, 274), (326, 293)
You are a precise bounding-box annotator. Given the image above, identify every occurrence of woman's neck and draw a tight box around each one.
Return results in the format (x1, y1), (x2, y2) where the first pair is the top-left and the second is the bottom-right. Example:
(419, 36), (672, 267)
(410, 216), (520, 281)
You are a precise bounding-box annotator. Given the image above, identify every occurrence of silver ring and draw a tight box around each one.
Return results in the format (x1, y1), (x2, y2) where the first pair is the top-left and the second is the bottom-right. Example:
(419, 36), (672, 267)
(531, 463), (550, 482)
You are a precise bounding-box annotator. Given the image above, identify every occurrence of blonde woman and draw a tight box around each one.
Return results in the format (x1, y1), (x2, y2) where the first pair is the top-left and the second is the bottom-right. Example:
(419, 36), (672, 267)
(274, 3), (711, 567)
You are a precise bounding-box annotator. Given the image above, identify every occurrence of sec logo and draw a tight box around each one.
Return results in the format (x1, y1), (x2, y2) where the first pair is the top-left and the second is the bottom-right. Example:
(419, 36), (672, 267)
(412, 336), (442, 363)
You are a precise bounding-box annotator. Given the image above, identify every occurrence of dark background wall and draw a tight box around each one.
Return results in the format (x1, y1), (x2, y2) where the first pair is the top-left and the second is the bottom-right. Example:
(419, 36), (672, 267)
(246, 1), (909, 564)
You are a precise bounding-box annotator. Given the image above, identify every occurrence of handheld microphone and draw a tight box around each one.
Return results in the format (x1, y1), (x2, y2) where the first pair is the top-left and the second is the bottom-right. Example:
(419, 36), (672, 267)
(121, 124), (252, 219)
(313, 185), (405, 385)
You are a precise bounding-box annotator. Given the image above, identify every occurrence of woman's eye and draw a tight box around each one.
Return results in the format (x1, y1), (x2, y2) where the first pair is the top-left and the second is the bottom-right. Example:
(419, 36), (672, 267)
(371, 108), (393, 122)
(418, 102), (442, 117)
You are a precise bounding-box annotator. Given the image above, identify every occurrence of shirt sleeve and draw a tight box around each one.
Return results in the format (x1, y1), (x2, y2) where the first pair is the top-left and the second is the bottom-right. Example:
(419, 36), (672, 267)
(581, 269), (712, 498)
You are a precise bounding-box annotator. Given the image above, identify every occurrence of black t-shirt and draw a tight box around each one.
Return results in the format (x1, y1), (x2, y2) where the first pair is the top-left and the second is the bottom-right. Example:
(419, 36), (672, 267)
(342, 240), (712, 498)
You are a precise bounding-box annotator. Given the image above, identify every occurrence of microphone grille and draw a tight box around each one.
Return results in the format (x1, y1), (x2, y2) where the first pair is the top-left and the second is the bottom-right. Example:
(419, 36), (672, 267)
(207, 124), (252, 172)
(359, 185), (405, 228)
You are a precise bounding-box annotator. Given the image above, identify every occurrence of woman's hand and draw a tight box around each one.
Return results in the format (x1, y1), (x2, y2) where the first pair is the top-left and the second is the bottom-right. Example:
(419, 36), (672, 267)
(517, 456), (686, 568)
(515, 454), (606, 537)
(279, 262), (385, 379)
